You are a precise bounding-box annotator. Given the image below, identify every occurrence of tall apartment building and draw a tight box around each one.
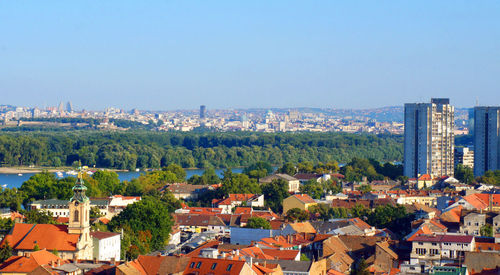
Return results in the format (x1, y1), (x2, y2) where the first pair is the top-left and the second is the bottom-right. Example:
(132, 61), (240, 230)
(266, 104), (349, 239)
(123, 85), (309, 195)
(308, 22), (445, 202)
(404, 98), (454, 179)
(473, 106), (500, 177)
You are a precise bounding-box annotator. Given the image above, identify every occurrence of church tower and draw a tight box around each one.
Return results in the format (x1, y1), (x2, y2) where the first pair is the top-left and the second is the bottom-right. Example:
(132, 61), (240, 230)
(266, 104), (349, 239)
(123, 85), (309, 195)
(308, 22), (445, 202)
(68, 171), (93, 260)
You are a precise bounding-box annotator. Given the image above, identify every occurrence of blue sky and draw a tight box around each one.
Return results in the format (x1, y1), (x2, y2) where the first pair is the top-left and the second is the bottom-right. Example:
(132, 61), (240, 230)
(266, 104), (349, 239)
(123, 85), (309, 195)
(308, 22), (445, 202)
(1, 1), (499, 110)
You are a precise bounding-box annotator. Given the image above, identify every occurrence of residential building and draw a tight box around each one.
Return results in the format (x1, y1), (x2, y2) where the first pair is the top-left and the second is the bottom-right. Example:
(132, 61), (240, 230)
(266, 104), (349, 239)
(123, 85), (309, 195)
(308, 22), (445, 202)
(282, 194), (317, 214)
(173, 213), (227, 235)
(30, 198), (109, 218)
(212, 194), (265, 213)
(166, 183), (210, 200)
(259, 174), (300, 193)
(455, 147), (474, 169)
(460, 213), (486, 236)
(404, 98), (454, 178)
(91, 231), (121, 261)
(473, 106), (500, 177)
(410, 234), (475, 266)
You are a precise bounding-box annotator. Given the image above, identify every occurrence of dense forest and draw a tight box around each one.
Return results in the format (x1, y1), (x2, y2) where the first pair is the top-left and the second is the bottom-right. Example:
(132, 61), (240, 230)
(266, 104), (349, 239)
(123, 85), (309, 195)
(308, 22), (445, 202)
(0, 131), (403, 169)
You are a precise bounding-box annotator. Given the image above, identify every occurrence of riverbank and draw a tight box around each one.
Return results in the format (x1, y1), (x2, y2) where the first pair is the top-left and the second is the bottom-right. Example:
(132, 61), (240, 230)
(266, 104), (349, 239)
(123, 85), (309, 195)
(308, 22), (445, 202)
(0, 166), (127, 174)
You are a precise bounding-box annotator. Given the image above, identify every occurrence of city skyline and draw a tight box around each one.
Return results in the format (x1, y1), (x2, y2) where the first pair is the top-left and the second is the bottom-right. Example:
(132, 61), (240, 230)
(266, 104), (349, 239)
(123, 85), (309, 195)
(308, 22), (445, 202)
(1, 1), (499, 110)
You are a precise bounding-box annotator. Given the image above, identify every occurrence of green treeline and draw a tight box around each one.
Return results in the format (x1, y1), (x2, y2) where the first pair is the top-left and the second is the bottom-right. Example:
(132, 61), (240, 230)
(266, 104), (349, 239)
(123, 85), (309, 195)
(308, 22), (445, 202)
(0, 131), (403, 169)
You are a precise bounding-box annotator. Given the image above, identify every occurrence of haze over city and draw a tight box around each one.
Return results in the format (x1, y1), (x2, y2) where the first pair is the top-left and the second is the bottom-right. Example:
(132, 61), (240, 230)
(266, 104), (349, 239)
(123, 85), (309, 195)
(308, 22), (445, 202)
(1, 1), (499, 110)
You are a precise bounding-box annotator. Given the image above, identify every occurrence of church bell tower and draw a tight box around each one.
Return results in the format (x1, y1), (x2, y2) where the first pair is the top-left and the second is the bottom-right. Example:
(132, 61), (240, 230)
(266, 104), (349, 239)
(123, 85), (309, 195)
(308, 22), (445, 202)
(68, 170), (93, 259)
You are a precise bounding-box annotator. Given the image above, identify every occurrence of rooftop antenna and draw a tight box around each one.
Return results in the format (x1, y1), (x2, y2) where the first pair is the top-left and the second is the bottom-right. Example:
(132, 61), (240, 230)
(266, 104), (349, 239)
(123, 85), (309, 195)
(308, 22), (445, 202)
(475, 97), (479, 107)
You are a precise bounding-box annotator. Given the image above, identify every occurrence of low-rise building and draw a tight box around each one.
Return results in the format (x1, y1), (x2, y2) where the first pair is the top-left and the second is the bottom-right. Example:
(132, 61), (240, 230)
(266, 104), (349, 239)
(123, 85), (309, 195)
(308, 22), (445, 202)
(410, 234), (475, 267)
(260, 174), (300, 193)
(166, 184), (210, 201)
(91, 231), (121, 262)
(282, 194), (317, 214)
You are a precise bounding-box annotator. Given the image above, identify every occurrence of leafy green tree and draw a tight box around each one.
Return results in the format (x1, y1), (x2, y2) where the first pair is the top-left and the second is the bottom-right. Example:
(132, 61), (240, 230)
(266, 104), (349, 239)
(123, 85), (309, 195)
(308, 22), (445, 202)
(286, 208), (309, 222)
(109, 196), (173, 253)
(455, 164), (474, 184)
(358, 184), (372, 194)
(278, 162), (296, 176)
(350, 259), (369, 275)
(51, 249), (59, 256)
(300, 254), (310, 261)
(480, 224), (493, 237)
(300, 180), (324, 199)
(477, 170), (500, 185)
(33, 244), (40, 251)
(92, 170), (121, 195)
(187, 168), (220, 185)
(261, 179), (289, 213)
(243, 161), (273, 180)
(0, 241), (12, 262)
(220, 172), (261, 196)
(163, 164), (187, 181)
(23, 209), (55, 224)
(0, 218), (14, 233)
(245, 217), (271, 229)
(90, 206), (103, 219)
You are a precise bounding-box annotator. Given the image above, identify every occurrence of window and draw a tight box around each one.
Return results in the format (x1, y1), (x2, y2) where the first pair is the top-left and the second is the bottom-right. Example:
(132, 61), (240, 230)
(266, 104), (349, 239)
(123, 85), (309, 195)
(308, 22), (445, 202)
(432, 243), (437, 246)
(190, 262), (195, 268)
(226, 264), (233, 271)
(418, 242), (423, 245)
(196, 262), (202, 269)
(211, 263), (217, 270)
(73, 210), (79, 222)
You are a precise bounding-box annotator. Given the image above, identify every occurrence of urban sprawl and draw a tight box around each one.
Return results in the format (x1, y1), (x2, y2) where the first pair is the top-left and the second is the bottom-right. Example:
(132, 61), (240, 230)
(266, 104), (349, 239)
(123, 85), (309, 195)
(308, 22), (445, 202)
(0, 98), (499, 275)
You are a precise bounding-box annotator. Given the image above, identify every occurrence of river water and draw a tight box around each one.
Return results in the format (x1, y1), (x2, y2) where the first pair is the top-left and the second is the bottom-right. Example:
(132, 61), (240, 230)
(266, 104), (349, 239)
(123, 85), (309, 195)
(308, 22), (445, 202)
(0, 168), (244, 189)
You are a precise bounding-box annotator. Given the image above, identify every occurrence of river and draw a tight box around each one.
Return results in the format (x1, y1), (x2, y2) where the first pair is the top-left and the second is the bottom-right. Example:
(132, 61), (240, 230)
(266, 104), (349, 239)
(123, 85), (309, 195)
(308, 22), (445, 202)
(0, 168), (244, 189)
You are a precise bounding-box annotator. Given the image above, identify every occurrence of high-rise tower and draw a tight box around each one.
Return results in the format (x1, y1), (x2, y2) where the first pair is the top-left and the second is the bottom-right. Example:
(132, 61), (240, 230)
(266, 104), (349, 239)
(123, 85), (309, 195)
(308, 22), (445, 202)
(404, 98), (454, 178)
(473, 106), (500, 177)
(200, 105), (206, 119)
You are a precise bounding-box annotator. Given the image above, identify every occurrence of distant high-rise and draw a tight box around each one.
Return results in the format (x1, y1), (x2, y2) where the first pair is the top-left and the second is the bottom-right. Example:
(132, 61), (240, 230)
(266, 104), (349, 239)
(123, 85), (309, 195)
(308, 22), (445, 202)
(58, 101), (64, 113)
(200, 105), (206, 119)
(473, 106), (500, 177)
(404, 98), (454, 179)
(66, 101), (73, 113)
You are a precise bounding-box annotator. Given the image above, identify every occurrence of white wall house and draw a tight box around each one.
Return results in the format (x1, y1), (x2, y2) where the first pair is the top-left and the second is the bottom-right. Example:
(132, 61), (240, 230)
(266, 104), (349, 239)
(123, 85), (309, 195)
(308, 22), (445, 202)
(91, 231), (121, 261)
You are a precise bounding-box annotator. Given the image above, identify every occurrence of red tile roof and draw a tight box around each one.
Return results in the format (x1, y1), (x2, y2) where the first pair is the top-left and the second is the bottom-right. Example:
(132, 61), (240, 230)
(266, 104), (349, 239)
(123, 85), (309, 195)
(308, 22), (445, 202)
(1, 223), (80, 252)
(463, 194), (489, 210)
(184, 257), (247, 275)
(418, 174), (432, 181)
(0, 250), (64, 273)
(292, 194), (316, 204)
(411, 234), (474, 243)
(234, 207), (252, 215)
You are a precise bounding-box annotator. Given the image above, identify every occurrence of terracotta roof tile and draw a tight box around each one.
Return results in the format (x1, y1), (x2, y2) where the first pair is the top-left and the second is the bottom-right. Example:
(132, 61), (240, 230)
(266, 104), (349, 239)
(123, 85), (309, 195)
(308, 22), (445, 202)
(2, 224), (79, 251)
(0, 250), (63, 273)
(184, 257), (247, 275)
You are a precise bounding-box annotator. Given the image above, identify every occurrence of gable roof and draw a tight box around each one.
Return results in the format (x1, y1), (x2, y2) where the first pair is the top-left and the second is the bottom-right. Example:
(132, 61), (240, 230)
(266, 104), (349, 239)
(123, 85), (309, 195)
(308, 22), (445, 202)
(290, 194), (316, 204)
(0, 250), (63, 273)
(1, 223), (79, 252)
(463, 194), (489, 210)
(440, 206), (463, 223)
(90, 231), (120, 240)
(184, 257), (247, 275)
(288, 222), (317, 234)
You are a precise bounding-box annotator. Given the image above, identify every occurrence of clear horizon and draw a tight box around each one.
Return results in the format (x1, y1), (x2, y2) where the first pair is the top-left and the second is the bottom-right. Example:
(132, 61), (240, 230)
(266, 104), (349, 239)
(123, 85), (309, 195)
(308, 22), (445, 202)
(1, 1), (499, 110)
